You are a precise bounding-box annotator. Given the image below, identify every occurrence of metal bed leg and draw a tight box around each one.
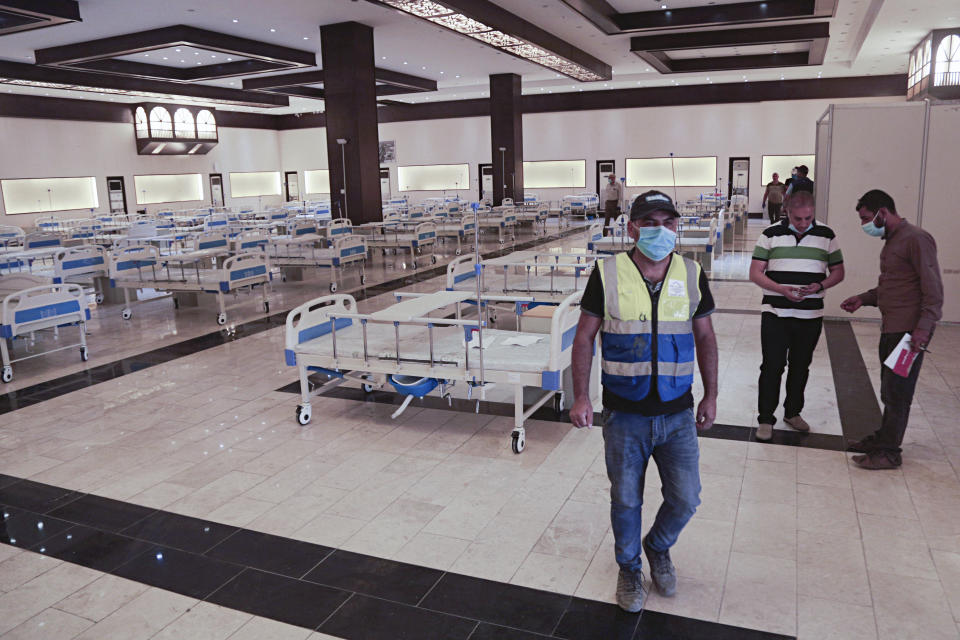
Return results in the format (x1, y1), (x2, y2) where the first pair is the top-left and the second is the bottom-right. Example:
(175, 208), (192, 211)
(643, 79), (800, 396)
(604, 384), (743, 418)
(296, 365), (312, 425)
(512, 386), (526, 454)
(0, 338), (12, 382)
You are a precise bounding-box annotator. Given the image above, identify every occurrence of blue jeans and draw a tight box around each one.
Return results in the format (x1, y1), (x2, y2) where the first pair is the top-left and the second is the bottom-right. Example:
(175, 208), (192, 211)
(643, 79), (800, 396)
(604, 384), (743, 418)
(602, 408), (701, 575)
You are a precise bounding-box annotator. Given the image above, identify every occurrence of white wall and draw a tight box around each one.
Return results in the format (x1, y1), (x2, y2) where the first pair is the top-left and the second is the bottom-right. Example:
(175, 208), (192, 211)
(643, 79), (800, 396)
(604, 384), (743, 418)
(276, 96), (899, 209)
(0, 117), (282, 226)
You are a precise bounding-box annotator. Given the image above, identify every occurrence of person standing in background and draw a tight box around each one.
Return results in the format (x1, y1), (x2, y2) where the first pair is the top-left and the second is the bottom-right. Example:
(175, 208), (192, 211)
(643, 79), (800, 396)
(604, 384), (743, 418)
(784, 165), (814, 208)
(762, 173), (786, 223)
(749, 191), (844, 441)
(601, 173), (624, 236)
(841, 189), (943, 469)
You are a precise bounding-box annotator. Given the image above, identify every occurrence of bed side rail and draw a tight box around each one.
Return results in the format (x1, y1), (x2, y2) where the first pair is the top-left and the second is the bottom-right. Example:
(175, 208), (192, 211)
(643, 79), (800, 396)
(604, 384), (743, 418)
(544, 289), (585, 389)
(218, 252), (270, 292)
(289, 219), (319, 237)
(327, 218), (354, 236)
(446, 254), (478, 289)
(54, 245), (108, 282)
(332, 234), (367, 262)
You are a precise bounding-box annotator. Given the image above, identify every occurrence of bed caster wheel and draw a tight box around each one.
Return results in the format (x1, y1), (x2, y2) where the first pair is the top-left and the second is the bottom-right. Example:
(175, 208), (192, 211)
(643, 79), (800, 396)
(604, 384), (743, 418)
(511, 431), (525, 454)
(1, 367), (12, 383)
(121, 308), (132, 320)
(296, 405), (312, 425)
(95, 293), (104, 305)
(554, 392), (565, 414)
(329, 282), (338, 293)
(455, 248), (462, 256)
(360, 275), (367, 285)
(263, 301), (270, 314)
(80, 347), (89, 362)
(173, 297), (180, 310)
(431, 255), (437, 265)
(217, 312), (227, 325)
(362, 383), (375, 393)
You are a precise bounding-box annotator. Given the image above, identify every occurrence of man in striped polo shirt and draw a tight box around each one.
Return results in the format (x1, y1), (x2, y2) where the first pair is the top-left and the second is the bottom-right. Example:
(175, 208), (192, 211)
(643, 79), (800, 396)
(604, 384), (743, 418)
(749, 191), (845, 441)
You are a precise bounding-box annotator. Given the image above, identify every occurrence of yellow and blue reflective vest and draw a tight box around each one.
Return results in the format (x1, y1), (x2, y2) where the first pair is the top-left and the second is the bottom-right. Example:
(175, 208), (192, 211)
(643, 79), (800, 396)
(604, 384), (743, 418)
(598, 252), (701, 402)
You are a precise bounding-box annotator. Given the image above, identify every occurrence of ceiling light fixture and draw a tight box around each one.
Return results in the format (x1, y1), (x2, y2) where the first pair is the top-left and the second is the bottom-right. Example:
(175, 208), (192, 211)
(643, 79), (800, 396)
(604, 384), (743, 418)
(376, 0), (607, 82)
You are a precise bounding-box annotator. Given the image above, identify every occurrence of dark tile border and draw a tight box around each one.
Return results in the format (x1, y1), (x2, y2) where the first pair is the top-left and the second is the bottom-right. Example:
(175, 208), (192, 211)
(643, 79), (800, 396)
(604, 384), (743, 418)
(0, 475), (793, 639)
(823, 319), (882, 445)
(282, 383), (848, 452)
(0, 226), (585, 415)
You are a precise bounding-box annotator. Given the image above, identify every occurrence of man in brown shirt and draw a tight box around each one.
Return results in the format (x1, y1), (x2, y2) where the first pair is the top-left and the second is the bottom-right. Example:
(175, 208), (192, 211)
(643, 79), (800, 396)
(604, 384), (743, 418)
(762, 173), (786, 224)
(841, 189), (944, 469)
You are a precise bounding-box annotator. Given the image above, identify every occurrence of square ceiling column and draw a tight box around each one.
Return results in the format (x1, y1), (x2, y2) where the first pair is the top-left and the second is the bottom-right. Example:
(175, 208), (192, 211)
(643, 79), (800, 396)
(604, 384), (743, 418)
(490, 73), (523, 207)
(320, 21), (382, 224)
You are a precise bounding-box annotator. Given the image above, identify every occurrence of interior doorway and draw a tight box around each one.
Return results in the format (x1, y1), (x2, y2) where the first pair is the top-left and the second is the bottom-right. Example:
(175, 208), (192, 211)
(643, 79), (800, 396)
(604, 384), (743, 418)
(284, 171), (300, 202)
(596, 159), (615, 194)
(209, 173), (224, 208)
(479, 163), (493, 202)
(728, 157), (750, 204)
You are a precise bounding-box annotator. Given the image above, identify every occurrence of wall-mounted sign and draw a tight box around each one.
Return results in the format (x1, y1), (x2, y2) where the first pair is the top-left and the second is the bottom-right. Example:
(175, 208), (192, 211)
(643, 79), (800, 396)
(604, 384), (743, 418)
(379, 140), (397, 164)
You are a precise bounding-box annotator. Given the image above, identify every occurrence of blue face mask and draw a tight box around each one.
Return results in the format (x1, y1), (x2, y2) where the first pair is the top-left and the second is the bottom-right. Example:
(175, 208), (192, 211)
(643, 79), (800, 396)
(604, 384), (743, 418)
(862, 212), (885, 237)
(788, 222), (811, 234)
(634, 225), (677, 261)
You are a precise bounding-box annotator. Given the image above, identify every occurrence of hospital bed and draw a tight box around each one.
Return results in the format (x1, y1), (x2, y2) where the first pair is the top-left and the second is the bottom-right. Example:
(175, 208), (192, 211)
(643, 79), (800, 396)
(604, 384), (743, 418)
(434, 216), (476, 256)
(108, 245), (271, 325)
(446, 251), (595, 304)
(512, 200), (549, 235)
(562, 193), (599, 219)
(284, 288), (583, 453)
(262, 228), (367, 293)
(0, 226), (25, 250)
(478, 207), (517, 244)
(0, 273), (90, 383)
(357, 220), (438, 268)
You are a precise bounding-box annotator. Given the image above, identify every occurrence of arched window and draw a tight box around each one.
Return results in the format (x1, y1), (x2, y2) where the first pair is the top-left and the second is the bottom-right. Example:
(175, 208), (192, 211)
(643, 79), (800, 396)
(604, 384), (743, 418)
(174, 108), (195, 138)
(134, 107), (148, 138)
(149, 106), (172, 138)
(196, 110), (217, 139)
(935, 35), (960, 87)
(908, 53), (918, 88)
(921, 38), (932, 79)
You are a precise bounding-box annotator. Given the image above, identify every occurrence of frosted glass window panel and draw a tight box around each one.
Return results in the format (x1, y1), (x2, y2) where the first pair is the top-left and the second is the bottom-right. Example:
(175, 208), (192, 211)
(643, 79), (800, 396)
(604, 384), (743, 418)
(522, 160), (585, 188)
(626, 157), (716, 187)
(135, 107), (148, 139)
(304, 170), (330, 194)
(1, 177), (99, 215)
(133, 174), (203, 205)
(196, 109), (217, 139)
(174, 108), (195, 139)
(149, 106), (172, 138)
(397, 164), (470, 191)
(760, 154), (815, 186)
(230, 171), (281, 198)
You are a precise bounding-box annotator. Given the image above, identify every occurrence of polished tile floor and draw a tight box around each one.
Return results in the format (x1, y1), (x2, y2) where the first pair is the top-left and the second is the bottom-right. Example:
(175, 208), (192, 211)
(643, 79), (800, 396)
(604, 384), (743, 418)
(2, 217), (960, 639)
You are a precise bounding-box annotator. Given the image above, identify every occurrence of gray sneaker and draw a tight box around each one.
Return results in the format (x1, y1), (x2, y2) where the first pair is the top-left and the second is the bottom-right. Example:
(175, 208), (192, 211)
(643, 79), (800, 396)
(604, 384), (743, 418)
(642, 536), (677, 597)
(756, 421), (773, 441)
(615, 568), (647, 613)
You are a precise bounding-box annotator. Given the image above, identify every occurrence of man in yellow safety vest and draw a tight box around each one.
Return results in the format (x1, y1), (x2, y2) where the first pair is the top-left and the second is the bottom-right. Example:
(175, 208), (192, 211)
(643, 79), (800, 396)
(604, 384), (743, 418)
(571, 190), (719, 613)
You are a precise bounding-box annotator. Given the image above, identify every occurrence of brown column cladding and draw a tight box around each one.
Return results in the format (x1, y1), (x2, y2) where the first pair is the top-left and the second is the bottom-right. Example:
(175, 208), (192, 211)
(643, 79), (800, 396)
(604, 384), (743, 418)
(320, 21), (383, 223)
(490, 73), (524, 206)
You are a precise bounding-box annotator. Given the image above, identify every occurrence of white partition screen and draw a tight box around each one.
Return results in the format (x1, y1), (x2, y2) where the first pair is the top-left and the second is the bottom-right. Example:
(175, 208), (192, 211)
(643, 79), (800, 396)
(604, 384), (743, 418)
(304, 170), (330, 195)
(522, 160), (585, 189)
(229, 171), (281, 198)
(626, 157), (716, 187)
(134, 174), (204, 205)
(397, 164), (470, 191)
(760, 154), (816, 186)
(1, 177), (99, 215)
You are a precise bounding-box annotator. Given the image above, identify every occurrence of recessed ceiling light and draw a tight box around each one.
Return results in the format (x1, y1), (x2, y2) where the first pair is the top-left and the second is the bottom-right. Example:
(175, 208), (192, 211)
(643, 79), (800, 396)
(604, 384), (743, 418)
(144, 54), (149, 57)
(227, 57), (232, 61)
(303, 36), (309, 40)
(232, 18), (238, 23)
(175, 48), (181, 52)
(439, 71), (444, 74)
(421, 66), (426, 69)
(455, 74), (460, 78)
(194, 52), (199, 55)
(181, 59), (186, 63)
(403, 61), (408, 64)
(270, 28), (276, 32)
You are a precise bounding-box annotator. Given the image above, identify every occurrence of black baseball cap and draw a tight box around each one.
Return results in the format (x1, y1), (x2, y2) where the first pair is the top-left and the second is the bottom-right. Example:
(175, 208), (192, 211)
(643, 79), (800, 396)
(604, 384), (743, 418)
(630, 190), (679, 220)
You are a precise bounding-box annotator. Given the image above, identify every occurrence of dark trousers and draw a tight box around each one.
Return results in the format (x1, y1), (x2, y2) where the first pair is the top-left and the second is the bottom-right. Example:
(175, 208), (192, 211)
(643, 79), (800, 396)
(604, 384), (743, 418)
(863, 332), (926, 463)
(758, 312), (823, 425)
(602, 200), (619, 236)
(768, 202), (782, 223)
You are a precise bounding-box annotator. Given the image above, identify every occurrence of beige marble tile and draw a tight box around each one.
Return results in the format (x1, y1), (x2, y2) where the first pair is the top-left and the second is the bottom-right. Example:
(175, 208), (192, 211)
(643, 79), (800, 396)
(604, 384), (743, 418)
(532, 500), (609, 561)
(392, 532), (472, 571)
(510, 552), (588, 595)
(797, 595), (878, 640)
(931, 550), (960, 622)
(797, 530), (872, 607)
(645, 577), (723, 624)
(71, 588), (198, 640)
(293, 513), (366, 548)
(797, 483), (860, 538)
(869, 571), (958, 640)
(1, 606), (94, 640)
(670, 517), (734, 583)
(227, 616), (313, 640)
(0, 562), (103, 635)
(0, 550), (62, 591)
(719, 551), (797, 637)
(54, 574), (149, 622)
(152, 601), (252, 640)
(732, 499), (797, 560)
(862, 529), (937, 580)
